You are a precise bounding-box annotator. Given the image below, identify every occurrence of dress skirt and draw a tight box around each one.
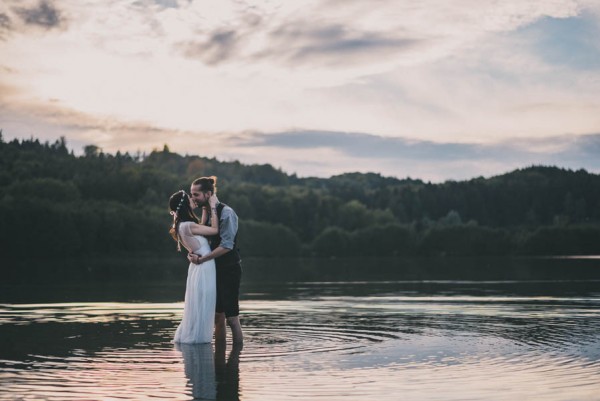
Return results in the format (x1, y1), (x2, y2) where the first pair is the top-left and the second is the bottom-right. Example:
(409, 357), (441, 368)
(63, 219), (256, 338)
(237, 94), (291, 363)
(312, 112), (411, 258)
(174, 260), (216, 344)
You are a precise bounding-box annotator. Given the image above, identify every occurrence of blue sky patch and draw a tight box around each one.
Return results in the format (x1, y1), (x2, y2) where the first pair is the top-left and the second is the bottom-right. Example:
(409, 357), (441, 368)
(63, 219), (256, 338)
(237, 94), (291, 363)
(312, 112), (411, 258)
(525, 14), (600, 70)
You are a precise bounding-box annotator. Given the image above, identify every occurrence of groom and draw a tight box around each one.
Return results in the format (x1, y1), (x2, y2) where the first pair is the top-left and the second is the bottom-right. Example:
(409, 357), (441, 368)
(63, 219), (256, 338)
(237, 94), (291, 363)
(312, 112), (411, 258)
(188, 176), (243, 344)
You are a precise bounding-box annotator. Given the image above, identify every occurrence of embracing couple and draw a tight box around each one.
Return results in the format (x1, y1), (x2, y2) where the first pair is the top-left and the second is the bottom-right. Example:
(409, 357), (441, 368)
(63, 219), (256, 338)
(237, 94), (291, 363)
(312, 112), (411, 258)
(168, 176), (243, 345)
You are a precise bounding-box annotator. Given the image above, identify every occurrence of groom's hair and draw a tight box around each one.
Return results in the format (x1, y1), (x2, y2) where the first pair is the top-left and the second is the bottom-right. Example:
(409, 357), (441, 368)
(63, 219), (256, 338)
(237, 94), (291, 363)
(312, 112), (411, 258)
(192, 176), (218, 194)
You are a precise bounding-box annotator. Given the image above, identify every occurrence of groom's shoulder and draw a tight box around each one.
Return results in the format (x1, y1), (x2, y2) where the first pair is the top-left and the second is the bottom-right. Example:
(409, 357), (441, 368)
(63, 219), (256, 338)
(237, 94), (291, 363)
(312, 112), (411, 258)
(220, 203), (238, 217)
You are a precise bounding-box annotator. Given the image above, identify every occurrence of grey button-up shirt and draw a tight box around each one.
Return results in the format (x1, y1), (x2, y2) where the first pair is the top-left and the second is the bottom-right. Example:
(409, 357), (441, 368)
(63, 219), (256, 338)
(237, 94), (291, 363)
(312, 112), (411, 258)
(217, 204), (238, 250)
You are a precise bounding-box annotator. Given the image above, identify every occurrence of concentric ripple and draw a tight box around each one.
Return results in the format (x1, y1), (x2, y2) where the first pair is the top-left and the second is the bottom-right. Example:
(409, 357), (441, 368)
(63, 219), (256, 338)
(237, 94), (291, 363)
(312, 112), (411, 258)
(242, 325), (398, 360)
(1, 291), (600, 400)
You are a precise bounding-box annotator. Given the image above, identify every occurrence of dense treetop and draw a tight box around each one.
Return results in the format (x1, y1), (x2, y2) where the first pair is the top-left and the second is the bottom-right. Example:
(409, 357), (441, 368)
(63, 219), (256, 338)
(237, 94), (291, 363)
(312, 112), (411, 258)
(1, 134), (599, 259)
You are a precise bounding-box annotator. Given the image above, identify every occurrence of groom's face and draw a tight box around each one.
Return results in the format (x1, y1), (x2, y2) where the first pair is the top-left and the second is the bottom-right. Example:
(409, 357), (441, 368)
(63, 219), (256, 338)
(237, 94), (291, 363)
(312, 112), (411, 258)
(190, 184), (210, 206)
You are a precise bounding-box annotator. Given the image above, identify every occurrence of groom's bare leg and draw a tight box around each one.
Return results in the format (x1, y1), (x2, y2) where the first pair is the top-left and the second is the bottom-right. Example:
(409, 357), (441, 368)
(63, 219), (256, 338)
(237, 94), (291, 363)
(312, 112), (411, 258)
(215, 312), (226, 344)
(214, 337), (226, 368)
(227, 316), (243, 344)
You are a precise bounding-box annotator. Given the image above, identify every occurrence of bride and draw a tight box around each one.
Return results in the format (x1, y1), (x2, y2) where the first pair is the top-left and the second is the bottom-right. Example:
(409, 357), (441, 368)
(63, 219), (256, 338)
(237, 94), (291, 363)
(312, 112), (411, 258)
(169, 190), (219, 343)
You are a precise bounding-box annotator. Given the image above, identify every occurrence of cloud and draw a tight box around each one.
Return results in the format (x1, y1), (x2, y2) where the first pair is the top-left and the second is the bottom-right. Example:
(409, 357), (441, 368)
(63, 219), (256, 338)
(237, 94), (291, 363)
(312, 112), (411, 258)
(170, 0), (583, 72)
(0, 84), (235, 157)
(0, 13), (11, 39)
(14, 0), (64, 29)
(152, 0), (180, 9)
(0, 13), (10, 28)
(518, 133), (600, 167)
(235, 130), (483, 161)
(264, 22), (423, 67)
(1, 91), (598, 181)
(0, 0), (599, 182)
(179, 19), (423, 68)
(179, 29), (242, 65)
(231, 130), (600, 177)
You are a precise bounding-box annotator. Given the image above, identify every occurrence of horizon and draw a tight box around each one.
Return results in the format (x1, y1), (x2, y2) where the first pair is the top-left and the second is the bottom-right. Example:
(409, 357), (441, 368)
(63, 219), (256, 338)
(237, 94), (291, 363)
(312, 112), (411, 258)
(5, 133), (596, 184)
(1, 0), (599, 181)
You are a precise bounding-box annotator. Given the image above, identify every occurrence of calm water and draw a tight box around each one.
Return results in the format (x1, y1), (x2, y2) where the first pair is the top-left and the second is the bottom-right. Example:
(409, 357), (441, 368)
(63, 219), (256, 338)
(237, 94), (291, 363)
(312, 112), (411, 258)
(1, 257), (600, 400)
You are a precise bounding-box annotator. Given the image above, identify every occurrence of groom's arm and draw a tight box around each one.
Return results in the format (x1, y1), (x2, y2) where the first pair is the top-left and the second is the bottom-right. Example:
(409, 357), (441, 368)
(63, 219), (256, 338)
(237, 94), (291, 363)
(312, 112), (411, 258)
(188, 246), (231, 264)
(187, 206), (237, 264)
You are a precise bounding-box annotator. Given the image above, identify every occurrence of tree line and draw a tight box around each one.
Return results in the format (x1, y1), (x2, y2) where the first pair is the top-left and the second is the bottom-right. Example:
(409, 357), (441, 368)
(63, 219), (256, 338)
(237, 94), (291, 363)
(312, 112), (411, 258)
(1, 134), (599, 262)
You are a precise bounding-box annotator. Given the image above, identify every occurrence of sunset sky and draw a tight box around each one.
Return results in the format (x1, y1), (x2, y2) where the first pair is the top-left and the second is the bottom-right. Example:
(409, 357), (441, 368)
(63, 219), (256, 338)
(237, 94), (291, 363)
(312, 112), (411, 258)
(1, 0), (599, 181)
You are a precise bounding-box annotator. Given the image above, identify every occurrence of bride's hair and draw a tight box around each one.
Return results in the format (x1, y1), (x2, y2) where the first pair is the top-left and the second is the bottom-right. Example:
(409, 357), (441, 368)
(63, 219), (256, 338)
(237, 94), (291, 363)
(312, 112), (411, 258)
(191, 176), (217, 195)
(168, 190), (198, 250)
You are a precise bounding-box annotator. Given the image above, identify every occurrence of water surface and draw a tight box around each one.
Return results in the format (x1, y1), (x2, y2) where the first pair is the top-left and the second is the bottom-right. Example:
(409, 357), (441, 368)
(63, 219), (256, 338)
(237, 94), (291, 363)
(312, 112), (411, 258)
(1, 257), (600, 400)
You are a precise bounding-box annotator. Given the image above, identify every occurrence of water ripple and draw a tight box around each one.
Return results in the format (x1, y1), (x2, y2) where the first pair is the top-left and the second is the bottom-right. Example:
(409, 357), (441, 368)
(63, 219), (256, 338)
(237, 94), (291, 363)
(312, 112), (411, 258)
(1, 294), (600, 400)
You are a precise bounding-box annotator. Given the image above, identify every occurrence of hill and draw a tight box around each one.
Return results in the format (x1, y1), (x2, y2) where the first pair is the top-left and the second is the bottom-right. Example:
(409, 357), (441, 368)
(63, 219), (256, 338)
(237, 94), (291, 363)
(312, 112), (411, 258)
(1, 135), (599, 260)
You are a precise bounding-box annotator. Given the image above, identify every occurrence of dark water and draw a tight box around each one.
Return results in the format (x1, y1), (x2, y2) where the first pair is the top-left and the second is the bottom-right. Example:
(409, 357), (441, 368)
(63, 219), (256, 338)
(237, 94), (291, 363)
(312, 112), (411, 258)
(1, 257), (600, 400)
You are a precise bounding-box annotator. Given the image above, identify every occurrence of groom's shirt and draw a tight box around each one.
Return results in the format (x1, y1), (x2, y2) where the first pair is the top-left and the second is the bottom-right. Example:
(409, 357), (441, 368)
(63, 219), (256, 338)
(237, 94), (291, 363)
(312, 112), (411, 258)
(206, 202), (242, 268)
(217, 204), (238, 250)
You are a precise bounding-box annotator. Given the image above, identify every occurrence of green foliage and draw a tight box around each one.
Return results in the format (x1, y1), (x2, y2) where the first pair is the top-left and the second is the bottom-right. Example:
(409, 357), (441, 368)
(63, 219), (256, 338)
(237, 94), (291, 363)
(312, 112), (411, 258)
(439, 210), (462, 226)
(419, 226), (512, 256)
(1, 136), (600, 260)
(351, 224), (414, 256)
(238, 220), (302, 257)
(2, 178), (80, 202)
(312, 227), (353, 257)
(519, 226), (600, 255)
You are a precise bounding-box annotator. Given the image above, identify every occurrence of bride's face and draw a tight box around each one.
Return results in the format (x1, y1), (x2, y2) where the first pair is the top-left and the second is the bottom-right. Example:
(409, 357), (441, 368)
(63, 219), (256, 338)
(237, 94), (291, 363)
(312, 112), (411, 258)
(188, 196), (197, 210)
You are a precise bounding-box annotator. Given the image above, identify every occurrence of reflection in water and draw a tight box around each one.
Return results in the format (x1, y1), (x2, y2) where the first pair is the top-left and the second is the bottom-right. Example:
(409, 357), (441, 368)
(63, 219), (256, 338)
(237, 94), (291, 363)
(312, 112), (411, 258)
(1, 257), (600, 400)
(1, 292), (599, 400)
(177, 343), (217, 400)
(176, 342), (242, 401)
(215, 342), (242, 401)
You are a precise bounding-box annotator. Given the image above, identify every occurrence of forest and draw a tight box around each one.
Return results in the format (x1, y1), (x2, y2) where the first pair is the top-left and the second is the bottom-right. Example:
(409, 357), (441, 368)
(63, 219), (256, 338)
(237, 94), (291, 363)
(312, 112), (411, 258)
(1, 134), (599, 263)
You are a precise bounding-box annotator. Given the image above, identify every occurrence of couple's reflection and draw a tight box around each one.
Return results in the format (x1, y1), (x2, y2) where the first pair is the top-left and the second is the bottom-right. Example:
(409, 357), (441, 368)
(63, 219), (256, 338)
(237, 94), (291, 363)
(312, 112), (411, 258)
(177, 341), (242, 400)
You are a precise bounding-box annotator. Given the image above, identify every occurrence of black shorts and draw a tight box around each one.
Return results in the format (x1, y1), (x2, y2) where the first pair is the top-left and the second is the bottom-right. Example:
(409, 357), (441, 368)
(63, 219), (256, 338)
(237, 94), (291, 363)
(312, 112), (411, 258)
(215, 262), (242, 318)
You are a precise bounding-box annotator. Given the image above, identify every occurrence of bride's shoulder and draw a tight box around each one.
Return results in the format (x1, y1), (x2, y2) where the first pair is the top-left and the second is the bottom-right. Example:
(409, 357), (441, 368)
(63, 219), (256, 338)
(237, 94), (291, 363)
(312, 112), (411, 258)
(178, 221), (195, 235)
(178, 221), (190, 229)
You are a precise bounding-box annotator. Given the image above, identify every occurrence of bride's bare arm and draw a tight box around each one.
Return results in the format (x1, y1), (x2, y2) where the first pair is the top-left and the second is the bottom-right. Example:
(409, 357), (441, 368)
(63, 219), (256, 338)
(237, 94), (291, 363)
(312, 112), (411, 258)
(189, 195), (219, 236)
(200, 207), (208, 225)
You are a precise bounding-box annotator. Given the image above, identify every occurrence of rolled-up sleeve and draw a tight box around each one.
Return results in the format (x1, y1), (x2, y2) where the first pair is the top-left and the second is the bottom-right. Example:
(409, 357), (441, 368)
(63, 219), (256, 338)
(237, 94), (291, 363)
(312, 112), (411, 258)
(219, 207), (238, 250)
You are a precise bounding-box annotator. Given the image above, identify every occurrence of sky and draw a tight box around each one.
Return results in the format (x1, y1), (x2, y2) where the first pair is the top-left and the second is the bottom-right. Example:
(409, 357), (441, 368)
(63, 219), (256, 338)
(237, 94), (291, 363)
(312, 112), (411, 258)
(1, 0), (600, 182)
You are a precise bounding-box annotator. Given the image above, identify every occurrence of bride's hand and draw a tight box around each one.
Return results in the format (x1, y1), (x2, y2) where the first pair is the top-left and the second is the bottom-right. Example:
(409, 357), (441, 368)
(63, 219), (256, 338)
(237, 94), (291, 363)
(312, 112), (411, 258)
(187, 252), (202, 264)
(209, 194), (219, 208)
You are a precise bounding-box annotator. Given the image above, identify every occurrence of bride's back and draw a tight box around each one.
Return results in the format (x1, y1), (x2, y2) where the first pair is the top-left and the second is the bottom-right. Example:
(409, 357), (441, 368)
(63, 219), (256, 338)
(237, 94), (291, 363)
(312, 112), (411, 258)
(177, 221), (212, 255)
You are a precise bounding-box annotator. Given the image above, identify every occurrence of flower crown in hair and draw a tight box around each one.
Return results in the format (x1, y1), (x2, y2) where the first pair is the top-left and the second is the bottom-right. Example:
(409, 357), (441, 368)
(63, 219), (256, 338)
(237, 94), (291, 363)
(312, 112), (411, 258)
(170, 190), (187, 218)
(171, 190), (187, 251)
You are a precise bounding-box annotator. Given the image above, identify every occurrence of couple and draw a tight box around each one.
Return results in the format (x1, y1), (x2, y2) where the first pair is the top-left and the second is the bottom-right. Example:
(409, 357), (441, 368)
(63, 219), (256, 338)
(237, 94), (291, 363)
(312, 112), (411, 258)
(168, 176), (243, 345)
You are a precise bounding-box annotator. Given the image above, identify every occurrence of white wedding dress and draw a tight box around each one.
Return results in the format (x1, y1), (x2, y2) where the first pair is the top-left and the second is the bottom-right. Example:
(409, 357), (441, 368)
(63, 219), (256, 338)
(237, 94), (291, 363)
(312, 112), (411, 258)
(173, 221), (216, 344)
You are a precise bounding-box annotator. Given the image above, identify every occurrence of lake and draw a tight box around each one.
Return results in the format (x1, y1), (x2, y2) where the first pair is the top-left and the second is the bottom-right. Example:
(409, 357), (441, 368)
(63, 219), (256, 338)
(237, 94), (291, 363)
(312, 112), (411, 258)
(1, 256), (600, 400)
